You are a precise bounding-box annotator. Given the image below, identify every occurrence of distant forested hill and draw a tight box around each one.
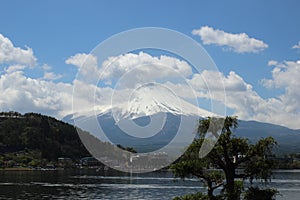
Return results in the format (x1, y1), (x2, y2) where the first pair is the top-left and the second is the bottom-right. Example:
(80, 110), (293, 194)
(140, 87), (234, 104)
(0, 111), (91, 162)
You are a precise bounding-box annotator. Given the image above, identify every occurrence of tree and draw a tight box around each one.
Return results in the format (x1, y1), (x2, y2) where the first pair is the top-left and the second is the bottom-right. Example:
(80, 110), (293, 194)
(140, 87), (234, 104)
(171, 116), (277, 200)
(244, 187), (278, 200)
(172, 139), (224, 199)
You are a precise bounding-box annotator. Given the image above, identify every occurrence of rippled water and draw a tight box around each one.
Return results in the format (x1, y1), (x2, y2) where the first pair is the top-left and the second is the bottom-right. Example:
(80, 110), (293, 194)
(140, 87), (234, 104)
(0, 169), (299, 199)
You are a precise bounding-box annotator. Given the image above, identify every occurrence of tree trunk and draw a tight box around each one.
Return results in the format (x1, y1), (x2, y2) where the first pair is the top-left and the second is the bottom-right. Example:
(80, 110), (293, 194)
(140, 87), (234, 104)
(207, 180), (214, 199)
(225, 167), (239, 200)
(206, 180), (214, 200)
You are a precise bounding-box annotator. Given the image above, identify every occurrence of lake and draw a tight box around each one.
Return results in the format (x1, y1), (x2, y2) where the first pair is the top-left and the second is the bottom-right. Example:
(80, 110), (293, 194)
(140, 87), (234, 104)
(0, 169), (299, 199)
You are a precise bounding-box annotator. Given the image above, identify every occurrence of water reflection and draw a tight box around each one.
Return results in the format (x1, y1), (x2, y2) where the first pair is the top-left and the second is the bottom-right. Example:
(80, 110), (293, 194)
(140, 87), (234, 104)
(0, 169), (299, 200)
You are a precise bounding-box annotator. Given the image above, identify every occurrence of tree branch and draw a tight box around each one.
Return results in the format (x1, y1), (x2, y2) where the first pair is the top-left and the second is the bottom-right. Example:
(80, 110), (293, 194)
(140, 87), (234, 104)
(235, 155), (250, 166)
(212, 181), (224, 190)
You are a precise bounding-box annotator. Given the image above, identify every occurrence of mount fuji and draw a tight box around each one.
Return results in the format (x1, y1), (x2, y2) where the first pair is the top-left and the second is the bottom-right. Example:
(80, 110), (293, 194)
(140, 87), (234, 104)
(64, 83), (300, 154)
(65, 83), (215, 153)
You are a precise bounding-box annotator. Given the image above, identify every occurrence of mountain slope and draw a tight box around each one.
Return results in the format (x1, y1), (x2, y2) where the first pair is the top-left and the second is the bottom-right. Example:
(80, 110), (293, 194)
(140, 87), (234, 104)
(235, 120), (300, 153)
(0, 112), (90, 161)
(64, 112), (300, 154)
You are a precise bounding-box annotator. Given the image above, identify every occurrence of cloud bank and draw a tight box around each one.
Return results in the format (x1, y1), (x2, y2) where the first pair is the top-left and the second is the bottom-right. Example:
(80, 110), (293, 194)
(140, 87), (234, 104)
(0, 33), (299, 129)
(0, 34), (36, 66)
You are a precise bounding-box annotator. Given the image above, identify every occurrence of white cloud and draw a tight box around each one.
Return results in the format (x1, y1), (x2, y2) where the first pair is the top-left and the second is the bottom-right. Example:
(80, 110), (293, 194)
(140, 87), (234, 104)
(188, 70), (259, 117)
(0, 34), (36, 66)
(262, 60), (300, 113)
(65, 53), (93, 68)
(100, 52), (192, 88)
(66, 52), (193, 88)
(189, 70), (251, 92)
(292, 41), (300, 49)
(0, 71), (73, 118)
(0, 31), (298, 129)
(72, 79), (115, 112)
(192, 26), (268, 53)
(43, 72), (63, 80)
(42, 64), (52, 71)
(4, 65), (26, 74)
(267, 60), (278, 66)
(0, 68), (110, 119)
(65, 53), (99, 82)
(185, 68), (300, 129)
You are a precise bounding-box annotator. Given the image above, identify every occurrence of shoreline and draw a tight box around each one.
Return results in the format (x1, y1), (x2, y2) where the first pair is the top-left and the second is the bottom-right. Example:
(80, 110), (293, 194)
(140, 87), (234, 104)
(0, 167), (33, 171)
(1, 167), (300, 172)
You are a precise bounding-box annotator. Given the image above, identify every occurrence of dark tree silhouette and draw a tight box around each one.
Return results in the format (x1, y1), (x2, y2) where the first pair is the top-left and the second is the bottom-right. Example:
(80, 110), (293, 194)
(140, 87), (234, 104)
(172, 116), (277, 200)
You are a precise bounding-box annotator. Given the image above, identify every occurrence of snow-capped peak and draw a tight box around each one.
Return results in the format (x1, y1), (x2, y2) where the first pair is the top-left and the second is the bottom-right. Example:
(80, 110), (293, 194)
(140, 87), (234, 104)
(108, 83), (215, 121)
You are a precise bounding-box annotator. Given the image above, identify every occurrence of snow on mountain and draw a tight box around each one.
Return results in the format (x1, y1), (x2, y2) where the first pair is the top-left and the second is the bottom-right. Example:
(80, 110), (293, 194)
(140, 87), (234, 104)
(104, 83), (215, 122)
(69, 82), (216, 127)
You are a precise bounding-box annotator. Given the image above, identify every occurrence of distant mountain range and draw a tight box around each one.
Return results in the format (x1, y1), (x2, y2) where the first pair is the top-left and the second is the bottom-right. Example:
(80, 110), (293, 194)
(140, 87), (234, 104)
(0, 109), (299, 168)
(235, 120), (300, 154)
(63, 114), (300, 156)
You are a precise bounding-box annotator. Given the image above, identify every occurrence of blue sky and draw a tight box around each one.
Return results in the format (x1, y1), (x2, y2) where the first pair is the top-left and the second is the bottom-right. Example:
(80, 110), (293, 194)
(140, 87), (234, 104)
(0, 1), (300, 129)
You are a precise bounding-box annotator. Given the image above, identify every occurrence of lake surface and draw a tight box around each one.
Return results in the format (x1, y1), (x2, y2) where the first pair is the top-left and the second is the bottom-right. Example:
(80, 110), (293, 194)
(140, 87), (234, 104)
(0, 169), (299, 199)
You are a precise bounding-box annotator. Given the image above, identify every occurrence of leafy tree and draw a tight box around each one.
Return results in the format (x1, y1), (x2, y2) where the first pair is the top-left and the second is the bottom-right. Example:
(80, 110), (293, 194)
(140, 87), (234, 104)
(172, 139), (224, 199)
(172, 116), (277, 200)
(244, 187), (278, 200)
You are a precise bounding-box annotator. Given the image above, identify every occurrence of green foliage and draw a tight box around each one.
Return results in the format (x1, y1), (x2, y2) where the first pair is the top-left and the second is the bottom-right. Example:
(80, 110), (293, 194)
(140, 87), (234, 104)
(172, 116), (277, 200)
(223, 180), (244, 200)
(173, 192), (210, 200)
(173, 192), (225, 200)
(1, 149), (47, 167)
(171, 138), (225, 199)
(0, 112), (91, 163)
(244, 187), (278, 200)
